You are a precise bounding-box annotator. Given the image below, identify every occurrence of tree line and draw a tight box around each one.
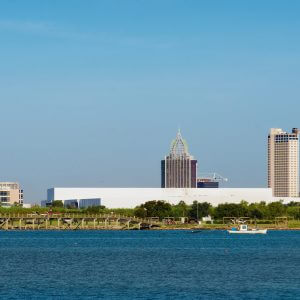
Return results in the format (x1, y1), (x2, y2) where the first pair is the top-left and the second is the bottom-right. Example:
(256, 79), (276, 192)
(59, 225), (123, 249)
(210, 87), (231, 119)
(1, 200), (299, 221)
(134, 200), (300, 220)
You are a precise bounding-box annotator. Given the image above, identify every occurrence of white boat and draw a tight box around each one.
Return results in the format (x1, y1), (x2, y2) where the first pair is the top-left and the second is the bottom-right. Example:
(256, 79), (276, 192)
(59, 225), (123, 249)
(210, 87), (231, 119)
(228, 224), (267, 234)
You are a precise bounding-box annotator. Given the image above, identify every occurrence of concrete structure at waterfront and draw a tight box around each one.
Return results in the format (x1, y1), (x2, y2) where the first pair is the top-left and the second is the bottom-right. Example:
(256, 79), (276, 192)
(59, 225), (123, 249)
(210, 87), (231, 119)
(0, 182), (23, 206)
(161, 130), (197, 188)
(46, 187), (277, 209)
(268, 128), (299, 197)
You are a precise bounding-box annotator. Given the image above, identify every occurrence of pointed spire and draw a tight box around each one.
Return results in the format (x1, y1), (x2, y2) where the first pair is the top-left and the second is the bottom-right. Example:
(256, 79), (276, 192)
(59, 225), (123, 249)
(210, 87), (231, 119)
(170, 129), (190, 157)
(177, 128), (181, 140)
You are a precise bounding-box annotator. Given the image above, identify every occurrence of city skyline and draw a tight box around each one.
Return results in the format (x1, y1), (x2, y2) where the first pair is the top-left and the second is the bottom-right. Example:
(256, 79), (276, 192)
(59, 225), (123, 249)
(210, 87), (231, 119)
(1, 2), (299, 300)
(1, 1), (300, 202)
(2, 126), (299, 204)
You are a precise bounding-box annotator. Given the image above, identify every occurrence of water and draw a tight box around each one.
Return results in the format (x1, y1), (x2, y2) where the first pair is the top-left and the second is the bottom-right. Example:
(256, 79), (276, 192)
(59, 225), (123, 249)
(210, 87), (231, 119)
(0, 230), (299, 299)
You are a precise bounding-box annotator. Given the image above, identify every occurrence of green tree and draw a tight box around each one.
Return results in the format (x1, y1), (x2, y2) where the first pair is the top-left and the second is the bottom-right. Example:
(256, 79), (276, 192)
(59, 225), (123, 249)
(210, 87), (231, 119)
(52, 200), (63, 208)
(171, 201), (189, 218)
(287, 206), (300, 219)
(134, 207), (147, 218)
(85, 206), (106, 213)
(134, 200), (172, 219)
(248, 203), (263, 219)
(189, 201), (211, 219)
(213, 202), (249, 219)
(267, 201), (286, 219)
(239, 201), (249, 216)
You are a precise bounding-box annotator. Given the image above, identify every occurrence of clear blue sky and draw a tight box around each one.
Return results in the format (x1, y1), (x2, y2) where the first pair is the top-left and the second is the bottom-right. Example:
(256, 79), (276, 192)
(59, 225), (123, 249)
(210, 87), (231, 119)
(1, 0), (300, 203)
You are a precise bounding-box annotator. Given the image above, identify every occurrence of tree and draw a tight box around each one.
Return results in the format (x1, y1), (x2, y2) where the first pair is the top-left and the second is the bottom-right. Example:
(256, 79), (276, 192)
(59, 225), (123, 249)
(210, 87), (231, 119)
(189, 201), (211, 219)
(52, 200), (63, 208)
(267, 201), (286, 219)
(85, 206), (106, 213)
(248, 203), (263, 219)
(287, 206), (300, 219)
(134, 200), (172, 219)
(286, 201), (300, 207)
(134, 207), (147, 218)
(171, 201), (189, 218)
(213, 202), (249, 219)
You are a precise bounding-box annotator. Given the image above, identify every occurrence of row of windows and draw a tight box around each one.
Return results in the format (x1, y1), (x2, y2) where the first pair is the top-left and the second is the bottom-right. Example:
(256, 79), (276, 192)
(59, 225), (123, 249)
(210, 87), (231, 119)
(275, 134), (298, 137)
(0, 184), (18, 189)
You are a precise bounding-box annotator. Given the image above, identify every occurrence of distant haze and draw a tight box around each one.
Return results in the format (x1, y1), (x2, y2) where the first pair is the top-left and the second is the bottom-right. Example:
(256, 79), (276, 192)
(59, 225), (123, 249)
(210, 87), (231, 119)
(0, 1), (300, 203)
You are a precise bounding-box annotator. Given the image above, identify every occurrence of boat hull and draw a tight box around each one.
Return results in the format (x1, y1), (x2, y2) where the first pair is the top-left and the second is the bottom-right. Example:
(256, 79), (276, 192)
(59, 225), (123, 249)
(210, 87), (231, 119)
(228, 229), (267, 234)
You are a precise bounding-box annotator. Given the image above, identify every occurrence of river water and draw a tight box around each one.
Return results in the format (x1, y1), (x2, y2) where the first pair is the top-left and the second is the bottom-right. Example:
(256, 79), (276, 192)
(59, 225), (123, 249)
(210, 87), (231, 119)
(0, 230), (299, 299)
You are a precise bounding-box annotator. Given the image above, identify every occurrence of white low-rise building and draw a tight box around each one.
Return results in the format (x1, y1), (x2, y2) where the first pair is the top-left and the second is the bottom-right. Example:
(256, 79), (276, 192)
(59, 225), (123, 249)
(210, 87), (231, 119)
(44, 187), (287, 208)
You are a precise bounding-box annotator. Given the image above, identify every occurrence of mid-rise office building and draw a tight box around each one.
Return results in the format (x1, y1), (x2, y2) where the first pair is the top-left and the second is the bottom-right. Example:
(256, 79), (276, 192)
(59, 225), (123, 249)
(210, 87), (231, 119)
(268, 128), (299, 197)
(161, 130), (197, 188)
(0, 182), (23, 206)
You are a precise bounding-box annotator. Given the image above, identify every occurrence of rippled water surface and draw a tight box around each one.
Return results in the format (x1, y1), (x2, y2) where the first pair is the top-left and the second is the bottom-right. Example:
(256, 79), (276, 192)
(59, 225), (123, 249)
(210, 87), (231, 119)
(0, 230), (299, 299)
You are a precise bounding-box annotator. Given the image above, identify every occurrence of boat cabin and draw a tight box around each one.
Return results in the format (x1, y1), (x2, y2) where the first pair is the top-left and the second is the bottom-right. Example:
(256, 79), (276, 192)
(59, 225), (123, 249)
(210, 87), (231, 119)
(240, 224), (248, 231)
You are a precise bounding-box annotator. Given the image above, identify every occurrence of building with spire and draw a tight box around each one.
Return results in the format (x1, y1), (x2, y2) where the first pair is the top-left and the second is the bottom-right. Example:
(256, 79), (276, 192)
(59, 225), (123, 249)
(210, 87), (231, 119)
(45, 130), (299, 209)
(161, 130), (197, 188)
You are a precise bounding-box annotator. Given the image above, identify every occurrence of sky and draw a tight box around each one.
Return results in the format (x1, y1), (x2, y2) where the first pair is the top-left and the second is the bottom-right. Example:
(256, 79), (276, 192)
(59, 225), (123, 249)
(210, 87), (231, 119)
(1, 0), (300, 203)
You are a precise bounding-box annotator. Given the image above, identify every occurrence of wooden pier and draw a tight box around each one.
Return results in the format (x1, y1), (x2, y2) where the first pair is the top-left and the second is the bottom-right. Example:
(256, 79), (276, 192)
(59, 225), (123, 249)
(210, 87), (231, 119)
(0, 213), (161, 230)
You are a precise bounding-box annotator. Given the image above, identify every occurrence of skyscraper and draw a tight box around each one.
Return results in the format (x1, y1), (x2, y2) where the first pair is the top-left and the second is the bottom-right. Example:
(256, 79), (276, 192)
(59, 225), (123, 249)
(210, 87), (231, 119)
(268, 128), (299, 197)
(161, 130), (197, 188)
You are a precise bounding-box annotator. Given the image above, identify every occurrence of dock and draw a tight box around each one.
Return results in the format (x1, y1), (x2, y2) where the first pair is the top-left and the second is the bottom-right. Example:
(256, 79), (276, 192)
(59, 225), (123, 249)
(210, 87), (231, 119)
(0, 213), (161, 230)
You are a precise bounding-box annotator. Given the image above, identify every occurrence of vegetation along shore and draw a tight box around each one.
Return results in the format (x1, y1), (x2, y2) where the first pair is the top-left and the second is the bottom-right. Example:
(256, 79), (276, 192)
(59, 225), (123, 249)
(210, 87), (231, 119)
(0, 200), (299, 230)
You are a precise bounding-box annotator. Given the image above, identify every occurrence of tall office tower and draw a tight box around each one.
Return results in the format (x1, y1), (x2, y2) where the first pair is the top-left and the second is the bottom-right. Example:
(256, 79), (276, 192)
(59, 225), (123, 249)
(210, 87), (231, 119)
(268, 128), (300, 197)
(161, 130), (197, 188)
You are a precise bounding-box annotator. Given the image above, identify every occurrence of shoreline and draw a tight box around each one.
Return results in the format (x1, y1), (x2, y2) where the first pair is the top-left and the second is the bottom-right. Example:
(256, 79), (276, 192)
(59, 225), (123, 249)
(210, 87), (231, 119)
(1, 227), (300, 231)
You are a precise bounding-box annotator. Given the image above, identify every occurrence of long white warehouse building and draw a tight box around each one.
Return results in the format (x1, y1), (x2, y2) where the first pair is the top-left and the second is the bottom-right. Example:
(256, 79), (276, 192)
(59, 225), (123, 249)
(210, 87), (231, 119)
(46, 187), (282, 208)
